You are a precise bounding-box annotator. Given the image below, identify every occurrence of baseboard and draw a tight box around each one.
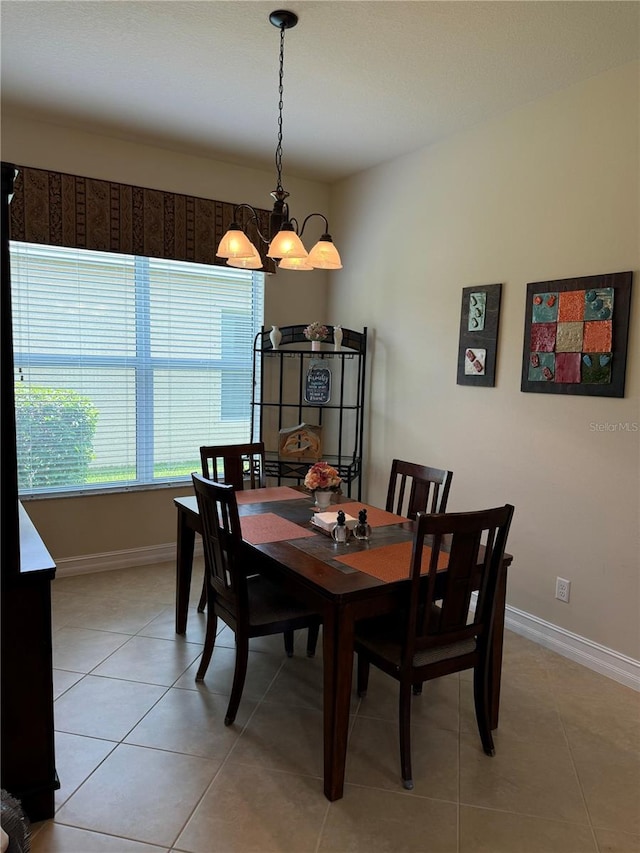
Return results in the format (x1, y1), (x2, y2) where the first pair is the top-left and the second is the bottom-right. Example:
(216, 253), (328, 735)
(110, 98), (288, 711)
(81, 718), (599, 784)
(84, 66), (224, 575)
(54, 541), (202, 577)
(55, 546), (639, 692)
(505, 604), (640, 692)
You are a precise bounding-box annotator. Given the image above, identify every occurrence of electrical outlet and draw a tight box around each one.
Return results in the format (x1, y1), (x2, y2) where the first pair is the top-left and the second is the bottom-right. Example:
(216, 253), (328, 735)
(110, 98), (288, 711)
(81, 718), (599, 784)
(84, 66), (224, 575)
(555, 577), (571, 603)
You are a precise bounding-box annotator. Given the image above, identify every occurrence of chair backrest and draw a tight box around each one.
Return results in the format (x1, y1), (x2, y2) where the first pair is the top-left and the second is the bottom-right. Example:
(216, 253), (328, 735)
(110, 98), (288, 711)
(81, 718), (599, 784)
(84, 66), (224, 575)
(200, 441), (266, 490)
(406, 504), (514, 663)
(191, 472), (246, 621)
(385, 459), (453, 519)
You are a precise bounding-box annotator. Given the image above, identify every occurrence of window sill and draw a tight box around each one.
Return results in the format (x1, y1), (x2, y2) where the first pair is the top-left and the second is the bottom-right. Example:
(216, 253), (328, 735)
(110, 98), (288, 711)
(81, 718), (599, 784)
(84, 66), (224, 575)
(19, 479), (193, 501)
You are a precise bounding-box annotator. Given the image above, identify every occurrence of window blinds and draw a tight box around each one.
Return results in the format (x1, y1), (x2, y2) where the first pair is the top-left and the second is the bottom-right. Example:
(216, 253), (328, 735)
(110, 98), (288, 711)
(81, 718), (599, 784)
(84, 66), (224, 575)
(11, 241), (264, 495)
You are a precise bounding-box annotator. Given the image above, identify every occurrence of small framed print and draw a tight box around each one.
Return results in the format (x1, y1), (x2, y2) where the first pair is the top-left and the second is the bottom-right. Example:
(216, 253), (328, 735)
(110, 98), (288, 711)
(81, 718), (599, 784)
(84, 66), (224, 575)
(457, 283), (502, 387)
(464, 347), (486, 375)
(520, 271), (632, 397)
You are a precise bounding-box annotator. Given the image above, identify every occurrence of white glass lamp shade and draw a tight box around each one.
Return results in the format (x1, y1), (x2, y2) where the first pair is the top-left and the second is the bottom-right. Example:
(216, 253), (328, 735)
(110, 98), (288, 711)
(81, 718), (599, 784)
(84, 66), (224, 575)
(227, 243), (263, 269)
(267, 226), (309, 260)
(216, 225), (256, 259)
(307, 236), (343, 270)
(279, 256), (313, 271)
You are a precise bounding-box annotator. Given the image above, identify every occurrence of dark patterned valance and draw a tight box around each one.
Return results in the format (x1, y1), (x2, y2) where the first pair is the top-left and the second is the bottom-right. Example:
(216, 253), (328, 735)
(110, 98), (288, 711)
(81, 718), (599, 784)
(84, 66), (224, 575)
(7, 164), (275, 272)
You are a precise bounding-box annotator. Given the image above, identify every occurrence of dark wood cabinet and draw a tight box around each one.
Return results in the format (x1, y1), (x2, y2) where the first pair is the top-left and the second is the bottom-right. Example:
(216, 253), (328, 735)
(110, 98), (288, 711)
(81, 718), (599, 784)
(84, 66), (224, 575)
(1, 161), (59, 821)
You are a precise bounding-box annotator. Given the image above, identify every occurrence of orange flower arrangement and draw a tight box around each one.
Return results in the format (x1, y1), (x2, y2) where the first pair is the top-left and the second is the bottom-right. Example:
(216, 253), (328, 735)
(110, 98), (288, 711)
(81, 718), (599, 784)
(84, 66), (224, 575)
(304, 461), (341, 492)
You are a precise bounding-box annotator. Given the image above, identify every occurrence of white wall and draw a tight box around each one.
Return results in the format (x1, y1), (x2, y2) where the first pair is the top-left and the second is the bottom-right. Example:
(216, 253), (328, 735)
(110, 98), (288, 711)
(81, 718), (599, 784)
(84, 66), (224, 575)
(1, 116), (331, 557)
(328, 62), (639, 659)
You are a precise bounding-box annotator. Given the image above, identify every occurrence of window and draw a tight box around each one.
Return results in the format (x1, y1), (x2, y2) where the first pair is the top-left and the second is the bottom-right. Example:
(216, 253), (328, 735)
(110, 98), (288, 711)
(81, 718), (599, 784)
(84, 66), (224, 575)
(11, 242), (264, 496)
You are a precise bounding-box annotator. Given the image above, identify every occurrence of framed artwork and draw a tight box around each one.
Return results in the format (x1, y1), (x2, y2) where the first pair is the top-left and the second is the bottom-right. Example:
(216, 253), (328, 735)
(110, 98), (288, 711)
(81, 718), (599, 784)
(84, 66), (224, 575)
(457, 283), (502, 387)
(521, 271), (633, 397)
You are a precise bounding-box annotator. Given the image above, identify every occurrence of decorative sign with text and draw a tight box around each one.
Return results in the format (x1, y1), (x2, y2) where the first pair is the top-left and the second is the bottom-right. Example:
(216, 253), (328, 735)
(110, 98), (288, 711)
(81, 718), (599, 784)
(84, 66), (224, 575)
(305, 364), (331, 404)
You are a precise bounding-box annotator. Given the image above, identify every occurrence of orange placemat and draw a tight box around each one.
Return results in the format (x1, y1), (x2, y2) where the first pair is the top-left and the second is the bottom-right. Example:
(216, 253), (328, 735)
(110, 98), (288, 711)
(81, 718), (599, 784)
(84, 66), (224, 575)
(333, 502), (408, 527)
(240, 513), (315, 545)
(236, 486), (309, 505)
(335, 541), (449, 582)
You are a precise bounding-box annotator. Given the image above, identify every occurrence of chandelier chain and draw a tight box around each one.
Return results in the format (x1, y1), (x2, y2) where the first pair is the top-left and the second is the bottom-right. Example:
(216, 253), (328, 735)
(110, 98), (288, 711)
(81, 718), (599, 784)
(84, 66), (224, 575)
(274, 23), (286, 193)
(217, 11), (341, 270)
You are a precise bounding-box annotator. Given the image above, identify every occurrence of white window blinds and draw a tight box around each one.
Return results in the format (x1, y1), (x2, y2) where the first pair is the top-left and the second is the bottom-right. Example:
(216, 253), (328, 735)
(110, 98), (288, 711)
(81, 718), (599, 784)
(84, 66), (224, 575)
(11, 242), (264, 495)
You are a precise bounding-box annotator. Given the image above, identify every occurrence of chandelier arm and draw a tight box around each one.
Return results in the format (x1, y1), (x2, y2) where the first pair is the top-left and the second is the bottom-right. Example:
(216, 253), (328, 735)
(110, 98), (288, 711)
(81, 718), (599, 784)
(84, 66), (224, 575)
(233, 203), (270, 245)
(298, 212), (330, 239)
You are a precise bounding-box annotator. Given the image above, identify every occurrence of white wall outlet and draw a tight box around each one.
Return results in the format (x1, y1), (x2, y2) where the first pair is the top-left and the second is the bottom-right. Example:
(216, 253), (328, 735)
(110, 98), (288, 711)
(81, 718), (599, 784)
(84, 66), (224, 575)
(555, 577), (571, 603)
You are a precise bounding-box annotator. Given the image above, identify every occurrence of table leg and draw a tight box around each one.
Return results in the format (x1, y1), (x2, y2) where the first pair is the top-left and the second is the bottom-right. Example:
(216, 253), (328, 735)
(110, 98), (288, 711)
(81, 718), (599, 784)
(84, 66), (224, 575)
(322, 604), (354, 801)
(489, 563), (507, 729)
(175, 509), (195, 634)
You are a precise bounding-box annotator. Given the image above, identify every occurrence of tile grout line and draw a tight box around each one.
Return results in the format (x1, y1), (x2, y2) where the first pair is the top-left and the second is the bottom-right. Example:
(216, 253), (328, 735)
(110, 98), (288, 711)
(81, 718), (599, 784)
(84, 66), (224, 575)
(539, 652), (602, 852)
(167, 652), (290, 850)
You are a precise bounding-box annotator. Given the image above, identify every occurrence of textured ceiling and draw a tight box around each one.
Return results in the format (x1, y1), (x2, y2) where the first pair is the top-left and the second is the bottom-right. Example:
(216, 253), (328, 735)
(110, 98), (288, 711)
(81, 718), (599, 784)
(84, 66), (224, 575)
(1, 1), (639, 182)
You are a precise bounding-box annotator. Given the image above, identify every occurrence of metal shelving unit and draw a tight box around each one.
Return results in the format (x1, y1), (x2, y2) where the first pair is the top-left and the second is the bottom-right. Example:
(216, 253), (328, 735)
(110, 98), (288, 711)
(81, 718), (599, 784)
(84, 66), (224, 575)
(251, 325), (367, 499)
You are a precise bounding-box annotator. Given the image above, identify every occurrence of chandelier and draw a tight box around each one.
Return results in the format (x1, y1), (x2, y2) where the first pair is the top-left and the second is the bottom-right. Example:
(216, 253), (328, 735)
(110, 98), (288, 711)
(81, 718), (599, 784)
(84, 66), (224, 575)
(216, 10), (342, 272)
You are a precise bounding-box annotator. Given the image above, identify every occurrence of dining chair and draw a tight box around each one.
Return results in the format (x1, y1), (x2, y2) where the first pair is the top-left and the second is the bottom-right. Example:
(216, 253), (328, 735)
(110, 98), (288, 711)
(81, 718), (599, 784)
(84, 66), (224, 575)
(386, 459), (454, 697)
(197, 442), (319, 657)
(385, 458), (453, 519)
(192, 473), (322, 725)
(196, 442), (266, 612)
(354, 503), (514, 790)
(200, 441), (266, 490)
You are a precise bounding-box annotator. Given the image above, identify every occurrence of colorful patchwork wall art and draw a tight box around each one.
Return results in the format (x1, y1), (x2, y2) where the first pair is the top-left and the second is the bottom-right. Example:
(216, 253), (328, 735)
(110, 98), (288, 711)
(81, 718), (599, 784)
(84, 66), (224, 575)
(521, 271), (632, 397)
(457, 283), (502, 387)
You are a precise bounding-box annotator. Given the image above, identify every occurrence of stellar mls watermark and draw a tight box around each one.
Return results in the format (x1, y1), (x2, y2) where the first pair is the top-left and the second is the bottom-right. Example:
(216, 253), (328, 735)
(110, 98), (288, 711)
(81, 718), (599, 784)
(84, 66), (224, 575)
(589, 422), (639, 432)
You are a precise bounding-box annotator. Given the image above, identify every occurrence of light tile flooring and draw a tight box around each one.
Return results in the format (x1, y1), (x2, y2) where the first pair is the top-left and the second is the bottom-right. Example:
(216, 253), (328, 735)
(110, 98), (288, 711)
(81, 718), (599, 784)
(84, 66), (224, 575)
(30, 560), (639, 853)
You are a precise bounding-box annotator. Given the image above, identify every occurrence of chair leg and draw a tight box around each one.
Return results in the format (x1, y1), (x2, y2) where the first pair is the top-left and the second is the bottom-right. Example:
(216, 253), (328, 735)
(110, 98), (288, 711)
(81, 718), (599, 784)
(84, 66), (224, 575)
(473, 659), (495, 756)
(356, 653), (370, 698)
(195, 606), (218, 682)
(225, 633), (249, 726)
(283, 629), (294, 657)
(306, 622), (320, 657)
(197, 573), (207, 612)
(399, 679), (414, 789)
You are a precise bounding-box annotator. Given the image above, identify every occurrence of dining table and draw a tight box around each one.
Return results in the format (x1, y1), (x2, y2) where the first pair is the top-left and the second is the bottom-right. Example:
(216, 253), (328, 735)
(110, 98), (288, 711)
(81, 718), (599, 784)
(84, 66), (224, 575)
(174, 485), (513, 802)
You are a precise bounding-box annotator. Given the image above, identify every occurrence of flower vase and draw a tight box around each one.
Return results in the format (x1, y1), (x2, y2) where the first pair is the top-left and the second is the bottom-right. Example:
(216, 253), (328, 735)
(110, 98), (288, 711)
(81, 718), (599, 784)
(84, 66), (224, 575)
(269, 325), (282, 350)
(333, 325), (343, 350)
(314, 490), (332, 510)
(311, 340), (321, 351)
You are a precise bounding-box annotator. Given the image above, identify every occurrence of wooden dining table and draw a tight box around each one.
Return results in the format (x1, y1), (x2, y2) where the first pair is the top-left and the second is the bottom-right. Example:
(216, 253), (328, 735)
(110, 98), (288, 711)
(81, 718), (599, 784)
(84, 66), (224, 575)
(174, 485), (513, 802)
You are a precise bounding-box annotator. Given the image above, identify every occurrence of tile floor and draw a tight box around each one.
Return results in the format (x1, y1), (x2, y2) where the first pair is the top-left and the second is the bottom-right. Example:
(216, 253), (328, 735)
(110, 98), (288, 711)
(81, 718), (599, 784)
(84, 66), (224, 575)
(29, 560), (639, 853)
